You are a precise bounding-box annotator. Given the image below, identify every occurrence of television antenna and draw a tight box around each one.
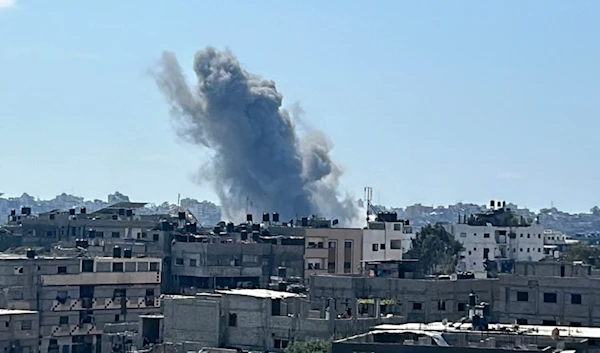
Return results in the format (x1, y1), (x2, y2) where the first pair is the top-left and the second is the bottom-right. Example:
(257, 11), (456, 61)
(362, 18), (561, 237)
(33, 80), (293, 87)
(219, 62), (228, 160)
(364, 187), (373, 223)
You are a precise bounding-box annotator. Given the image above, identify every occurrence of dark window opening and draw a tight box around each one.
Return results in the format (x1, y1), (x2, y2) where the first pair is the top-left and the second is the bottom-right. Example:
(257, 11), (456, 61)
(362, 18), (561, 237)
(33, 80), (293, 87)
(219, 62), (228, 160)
(228, 313), (237, 327)
(517, 291), (529, 302)
(412, 302), (422, 311)
(544, 292), (557, 303)
(572, 294), (582, 305)
(58, 266), (67, 274)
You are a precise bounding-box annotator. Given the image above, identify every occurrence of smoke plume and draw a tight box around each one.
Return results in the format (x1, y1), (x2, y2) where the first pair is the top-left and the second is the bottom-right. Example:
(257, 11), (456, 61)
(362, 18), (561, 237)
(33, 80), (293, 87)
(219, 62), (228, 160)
(153, 47), (359, 225)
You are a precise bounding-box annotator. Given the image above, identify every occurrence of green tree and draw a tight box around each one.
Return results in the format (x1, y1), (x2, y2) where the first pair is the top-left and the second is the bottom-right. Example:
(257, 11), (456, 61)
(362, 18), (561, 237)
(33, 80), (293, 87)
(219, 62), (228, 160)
(405, 224), (464, 275)
(285, 340), (331, 353)
(565, 242), (600, 262)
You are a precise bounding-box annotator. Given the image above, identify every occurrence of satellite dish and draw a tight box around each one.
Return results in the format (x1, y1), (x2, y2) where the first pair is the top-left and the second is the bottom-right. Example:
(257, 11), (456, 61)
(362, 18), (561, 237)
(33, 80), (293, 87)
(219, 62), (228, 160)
(551, 328), (560, 340)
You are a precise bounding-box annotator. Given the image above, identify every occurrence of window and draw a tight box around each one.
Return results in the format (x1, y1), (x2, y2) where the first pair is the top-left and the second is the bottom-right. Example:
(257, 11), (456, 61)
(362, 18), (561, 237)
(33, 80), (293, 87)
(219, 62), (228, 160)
(272, 299), (282, 316)
(82, 260), (94, 273)
(111, 232), (120, 238)
(274, 339), (289, 349)
(175, 258), (184, 266)
(112, 262), (124, 272)
(228, 313), (237, 327)
(142, 232), (147, 238)
(572, 294), (582, 305)
(517, 291), (529, 302)
(380, 243), (386, 250)
(460, 232), (467, 238)
(457, 303), (466, 312)
(527, 234), (530, 238)
(190, 259), (197, 267)
(59, 316), (69, 325)
(538, 234), (541, 238)
(343, 262), (351, 273)
(571, 322), (582, 327)
(328, 241), (336, 248)
(153, 233), (159, 241)
(390, 240), (402, 249)
(412, 302), (422, 311)
(146, 289), (155, 297)
(372, 244), (379, 251)
(393, 224), (402, 231)
(21, 320), (32, 330)
(150, 262), (160, 272)
(438, 300), (446, 311)
(114, 315), (120, 322)
(96, 231), (104, 238)
(484, 233), (490, 238)
(344, 241), (352, 249)
(57, 290), (68, 299)
(11, 289), (23, 300)
(516, 318), (528, 325)
(57, 266), (67, 274)
(542, 320), (556, 326)
(327, 262), (336, 273)
(544, 293), (557, 303)
(125, 262), (136, 272)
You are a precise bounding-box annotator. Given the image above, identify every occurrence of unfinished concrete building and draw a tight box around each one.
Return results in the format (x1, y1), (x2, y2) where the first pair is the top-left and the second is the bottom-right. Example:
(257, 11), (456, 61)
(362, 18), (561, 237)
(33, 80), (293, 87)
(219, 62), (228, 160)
(0, 249), (162, 353)
(310, 260), (600, 327)
(170, 229), (305, 292)
(0, 309), (39, 353)
(158, 289), (392, 352)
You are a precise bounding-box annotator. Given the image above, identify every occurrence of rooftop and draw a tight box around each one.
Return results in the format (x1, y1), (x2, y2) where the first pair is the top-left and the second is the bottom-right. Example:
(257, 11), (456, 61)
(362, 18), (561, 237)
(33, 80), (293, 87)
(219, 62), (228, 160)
(216, 288), (305, 299)
(0, 309), (38, 316)
(372, 322), (600, 340)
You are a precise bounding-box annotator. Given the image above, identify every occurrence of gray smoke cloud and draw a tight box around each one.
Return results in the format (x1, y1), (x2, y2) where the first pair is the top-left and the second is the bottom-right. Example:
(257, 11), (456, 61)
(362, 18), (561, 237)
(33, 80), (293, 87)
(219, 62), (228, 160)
(153, 47), (360, 225)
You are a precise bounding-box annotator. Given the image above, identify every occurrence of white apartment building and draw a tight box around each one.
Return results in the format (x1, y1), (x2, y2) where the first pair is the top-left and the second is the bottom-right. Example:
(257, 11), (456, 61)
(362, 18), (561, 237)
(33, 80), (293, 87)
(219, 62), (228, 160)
(444, 204), (544, 274)
(362, 212), (416, 265)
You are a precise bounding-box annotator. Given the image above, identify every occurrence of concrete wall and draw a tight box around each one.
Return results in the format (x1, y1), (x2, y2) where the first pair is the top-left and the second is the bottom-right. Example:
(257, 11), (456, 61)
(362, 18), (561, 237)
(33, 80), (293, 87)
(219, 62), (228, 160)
(0, 311), (39, 353)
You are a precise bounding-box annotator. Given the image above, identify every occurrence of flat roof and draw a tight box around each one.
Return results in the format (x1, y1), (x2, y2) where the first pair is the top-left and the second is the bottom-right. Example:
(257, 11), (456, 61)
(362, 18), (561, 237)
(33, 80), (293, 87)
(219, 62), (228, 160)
(0, 309), (38, 316)
(216, 289), (305, 299)
(373, 322), (600, 339)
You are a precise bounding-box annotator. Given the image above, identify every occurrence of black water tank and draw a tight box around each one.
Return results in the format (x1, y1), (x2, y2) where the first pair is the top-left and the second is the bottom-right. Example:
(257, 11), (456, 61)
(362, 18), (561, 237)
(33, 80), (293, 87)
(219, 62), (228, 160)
(246, 214), (253, 222)
(252, 232), (260, 242)
(213, 226), (221, 234)
(111, 215), (118, 220)
(469, 292), (476, 306)
(69, 208), (76, 216)
(80, 207), (87, 215)
(240, 230), (248, 241)
(263, 213), (270, 222)
(405, 220), (410, 226)
(252, 224), (260, 232)
(118, 208), (125, 216)
(10, 209), (16, 216)
(188, 223), (197, 233)
(301, 217), (308, 227)
(124, 249), (132, 258)
(126, 209), (133, 217)
(113, 246), (122, 258)
(49, 214), (55, 220)
(278, 267), (287, 278)
(178, 212), (186, 220)
(26, 249), (36, 259)
(226, 222), (234, 232)
(273, 213), (280, 223)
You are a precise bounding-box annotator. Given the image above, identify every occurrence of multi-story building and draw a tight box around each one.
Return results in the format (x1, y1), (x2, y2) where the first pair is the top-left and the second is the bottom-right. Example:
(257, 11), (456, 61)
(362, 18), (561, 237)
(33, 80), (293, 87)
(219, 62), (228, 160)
(0, 249), (162, 353)
(158, 288), (385, 352)
(0, 309), (39, 353)
(362, 212), (415, 265)
(170, 221), (305, 292)
(443, 201), (545, 274)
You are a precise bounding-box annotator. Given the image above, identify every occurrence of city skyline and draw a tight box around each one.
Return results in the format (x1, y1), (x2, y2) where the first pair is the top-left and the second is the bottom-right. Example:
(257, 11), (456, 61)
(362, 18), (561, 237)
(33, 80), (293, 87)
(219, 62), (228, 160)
(1, 1), (598, 215)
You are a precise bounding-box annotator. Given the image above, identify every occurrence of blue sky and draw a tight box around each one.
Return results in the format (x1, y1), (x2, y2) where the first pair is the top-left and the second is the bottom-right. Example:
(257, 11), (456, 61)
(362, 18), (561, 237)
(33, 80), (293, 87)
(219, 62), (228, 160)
(1, 1), (598, 212)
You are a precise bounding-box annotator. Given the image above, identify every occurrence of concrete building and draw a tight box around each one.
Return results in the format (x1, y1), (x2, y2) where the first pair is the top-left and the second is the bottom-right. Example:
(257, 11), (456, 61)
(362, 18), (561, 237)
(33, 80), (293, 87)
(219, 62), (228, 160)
(170, 229), (305, 292)
(310, 260), (600, 327)
(305, 227), (363, 276)
(443, 202), (545, 274)
(362, 212), (415, 265)
(0, 250), (162, 353)
(0, 309), (39, 353)
(159, 289), (387, 352)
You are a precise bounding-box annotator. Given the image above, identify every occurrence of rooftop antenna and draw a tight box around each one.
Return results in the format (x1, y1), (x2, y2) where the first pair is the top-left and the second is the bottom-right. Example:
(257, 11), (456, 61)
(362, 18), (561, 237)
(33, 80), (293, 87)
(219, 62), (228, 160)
(177, 193), (181, 207)
(364, 187), (373, 223)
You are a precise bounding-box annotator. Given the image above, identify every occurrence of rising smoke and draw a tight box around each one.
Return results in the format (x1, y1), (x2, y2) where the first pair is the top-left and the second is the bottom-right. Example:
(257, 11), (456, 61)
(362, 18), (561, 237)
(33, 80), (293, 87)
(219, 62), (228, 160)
(153, 47), (359, 225)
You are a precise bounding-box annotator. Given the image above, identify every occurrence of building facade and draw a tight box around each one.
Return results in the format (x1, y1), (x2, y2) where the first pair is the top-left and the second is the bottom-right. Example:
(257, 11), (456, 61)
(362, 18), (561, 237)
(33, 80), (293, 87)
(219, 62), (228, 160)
(0, 309), (39, 353)
(362, 212), (415, 265)
(443, 205), (545, 274)
(0, 251), (162, 353)
(305, 227), (363, 276)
